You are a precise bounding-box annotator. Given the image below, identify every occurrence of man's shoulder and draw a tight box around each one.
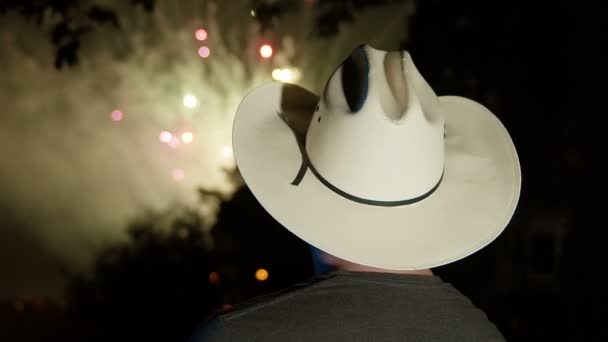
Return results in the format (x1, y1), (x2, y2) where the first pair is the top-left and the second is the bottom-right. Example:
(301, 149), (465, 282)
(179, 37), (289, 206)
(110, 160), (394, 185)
(189, 271), (506, 341)
(189, 272), (336, 341)
(189, 312), (226, 342)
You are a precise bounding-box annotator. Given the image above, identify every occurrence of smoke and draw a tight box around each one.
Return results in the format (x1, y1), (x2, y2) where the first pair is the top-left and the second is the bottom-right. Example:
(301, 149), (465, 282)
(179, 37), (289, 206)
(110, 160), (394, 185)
(0, 0), (413, 298)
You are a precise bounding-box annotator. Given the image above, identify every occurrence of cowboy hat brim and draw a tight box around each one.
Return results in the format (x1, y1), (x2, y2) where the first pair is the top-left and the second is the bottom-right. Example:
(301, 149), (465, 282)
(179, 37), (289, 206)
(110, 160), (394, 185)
(232, 82), (520, 270)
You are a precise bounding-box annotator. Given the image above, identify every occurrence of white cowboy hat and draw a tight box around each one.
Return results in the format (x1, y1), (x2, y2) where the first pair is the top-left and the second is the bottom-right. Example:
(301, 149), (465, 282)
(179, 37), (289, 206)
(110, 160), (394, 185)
(232, 45), (521, 270)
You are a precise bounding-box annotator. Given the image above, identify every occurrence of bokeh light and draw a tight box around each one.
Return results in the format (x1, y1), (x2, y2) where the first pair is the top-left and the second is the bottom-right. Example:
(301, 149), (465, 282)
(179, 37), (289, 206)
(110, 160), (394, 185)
(271, 68), (301, 83)
(110, 109), (123, 121)
(255, 268), (269, 282)
(171, 168), (185, 181)
(271, 69), (282, 80)
(195, 28), (207, 41)
(259, 44), (273, 58)
(159, 131), (173, 143)
(183, 94), (198, 108)
(220, 146), (233, 159)
(198, 46), (210, 58)
(208, 271), (220, 285)
(250, 9), (256, 17)
(181, 131), (194, 144)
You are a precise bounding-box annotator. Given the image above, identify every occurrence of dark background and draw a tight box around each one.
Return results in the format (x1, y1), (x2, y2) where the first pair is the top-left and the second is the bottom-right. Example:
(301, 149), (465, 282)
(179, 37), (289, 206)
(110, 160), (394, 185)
(0, 0), (604, 341)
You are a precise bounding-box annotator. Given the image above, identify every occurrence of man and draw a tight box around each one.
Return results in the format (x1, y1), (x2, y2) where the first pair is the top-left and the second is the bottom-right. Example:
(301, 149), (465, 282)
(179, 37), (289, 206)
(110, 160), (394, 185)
(192, 45), (521, 341)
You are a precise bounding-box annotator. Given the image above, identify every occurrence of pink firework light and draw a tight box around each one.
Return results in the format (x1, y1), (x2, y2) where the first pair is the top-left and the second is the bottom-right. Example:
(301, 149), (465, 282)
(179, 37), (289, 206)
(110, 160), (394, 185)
(198, 46), (210, 58)
(159, 131), (173, 143)
(110, 109), (123, 121)
(195, 28), (208, 41)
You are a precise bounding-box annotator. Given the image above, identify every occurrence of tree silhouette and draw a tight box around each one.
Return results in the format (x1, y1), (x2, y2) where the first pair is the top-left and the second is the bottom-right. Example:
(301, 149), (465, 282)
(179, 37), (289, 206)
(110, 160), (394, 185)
(0, 1), (127, 68)
(67, 207), (220, 342)
(1, 0), (402, 68)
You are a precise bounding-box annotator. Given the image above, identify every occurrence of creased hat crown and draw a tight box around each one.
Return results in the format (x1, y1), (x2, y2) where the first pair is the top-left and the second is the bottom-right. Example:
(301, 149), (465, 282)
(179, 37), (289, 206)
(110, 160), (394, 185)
(305, 45), (445, 202)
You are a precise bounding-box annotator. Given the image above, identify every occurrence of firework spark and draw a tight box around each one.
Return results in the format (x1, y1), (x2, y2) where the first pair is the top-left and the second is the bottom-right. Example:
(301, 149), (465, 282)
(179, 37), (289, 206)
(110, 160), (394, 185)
(0, 0), (414, 298)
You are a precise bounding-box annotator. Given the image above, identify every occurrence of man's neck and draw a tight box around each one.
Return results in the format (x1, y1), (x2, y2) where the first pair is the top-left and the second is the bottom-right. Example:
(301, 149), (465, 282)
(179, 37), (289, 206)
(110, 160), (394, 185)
(338, 263), (434, 276)
(321, 252), (434, 275)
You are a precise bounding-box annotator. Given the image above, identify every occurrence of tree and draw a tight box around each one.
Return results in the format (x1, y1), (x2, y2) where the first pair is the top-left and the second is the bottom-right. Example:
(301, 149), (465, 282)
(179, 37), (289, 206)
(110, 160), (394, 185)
(1, 0), (403, 68)
(67, 207), (219, 342)
(0, 0), (132, 68)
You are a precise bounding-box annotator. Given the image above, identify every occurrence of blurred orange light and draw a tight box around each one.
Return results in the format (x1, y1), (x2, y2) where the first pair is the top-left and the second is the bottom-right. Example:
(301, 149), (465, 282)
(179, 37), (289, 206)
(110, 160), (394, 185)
(181, 131), (194, 144)
(195, 28), (207, 41)
(198, 46), (210, 58)
(259, 44), (273, 58)
(255, 268), (269, 281)
(208, 271), (220, 285)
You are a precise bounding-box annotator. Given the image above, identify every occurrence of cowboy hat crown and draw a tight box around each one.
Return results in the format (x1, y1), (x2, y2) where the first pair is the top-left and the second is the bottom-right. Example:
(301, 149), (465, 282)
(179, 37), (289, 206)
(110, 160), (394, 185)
(306, 45), (445, 204)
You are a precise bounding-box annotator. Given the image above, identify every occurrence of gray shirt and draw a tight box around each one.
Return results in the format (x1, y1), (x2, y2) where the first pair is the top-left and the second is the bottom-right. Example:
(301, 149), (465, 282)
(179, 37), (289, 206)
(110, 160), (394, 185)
(191, 270), (506, 341)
